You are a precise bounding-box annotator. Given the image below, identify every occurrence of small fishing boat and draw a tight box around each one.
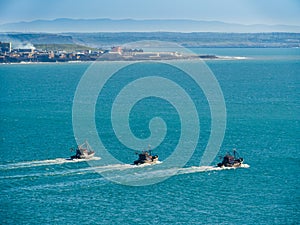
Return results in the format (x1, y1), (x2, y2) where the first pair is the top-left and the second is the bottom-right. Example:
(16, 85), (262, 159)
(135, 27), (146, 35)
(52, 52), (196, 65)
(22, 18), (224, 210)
(133, 150), (159, 165)
(70, 141), (95, 160)
(217, 150), (244, 168)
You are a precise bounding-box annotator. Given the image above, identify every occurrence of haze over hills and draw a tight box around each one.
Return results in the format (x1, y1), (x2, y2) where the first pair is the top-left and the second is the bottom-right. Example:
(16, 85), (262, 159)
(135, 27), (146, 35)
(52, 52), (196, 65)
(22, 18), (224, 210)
(1, 32), (299, 49)
(1, 18), (300, 33)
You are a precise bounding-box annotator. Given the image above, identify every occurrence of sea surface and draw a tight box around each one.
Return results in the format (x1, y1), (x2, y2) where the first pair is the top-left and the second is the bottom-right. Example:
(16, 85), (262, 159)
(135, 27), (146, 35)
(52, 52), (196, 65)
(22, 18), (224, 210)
(0, 48), (299, 224)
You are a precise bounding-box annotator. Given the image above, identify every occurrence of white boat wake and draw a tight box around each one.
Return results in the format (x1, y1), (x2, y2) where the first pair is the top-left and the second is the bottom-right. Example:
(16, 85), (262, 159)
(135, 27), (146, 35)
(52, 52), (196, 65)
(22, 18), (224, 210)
(0, 159), (249, 181)
(177, 163), (250, 175)
(92, 163), (251, 185)
(98, 163), (250, 182)
(0, 157), (101, 170)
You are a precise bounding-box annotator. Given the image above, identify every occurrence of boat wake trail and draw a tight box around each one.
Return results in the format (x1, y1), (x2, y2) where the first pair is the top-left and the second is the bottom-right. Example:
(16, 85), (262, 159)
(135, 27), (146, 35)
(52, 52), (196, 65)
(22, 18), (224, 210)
(86, 163), (250, 185)
(0, 157), (101, 170)
(0, 161), (250, 183)
(90, 163), (250, 175)
(177, 164), (250, 175)
(1, 163), (251, 192)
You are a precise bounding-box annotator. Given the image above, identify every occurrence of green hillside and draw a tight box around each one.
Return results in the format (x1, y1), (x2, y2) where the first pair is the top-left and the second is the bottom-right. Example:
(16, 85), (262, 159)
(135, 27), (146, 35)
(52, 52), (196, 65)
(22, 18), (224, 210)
(34, 44), (97, 51)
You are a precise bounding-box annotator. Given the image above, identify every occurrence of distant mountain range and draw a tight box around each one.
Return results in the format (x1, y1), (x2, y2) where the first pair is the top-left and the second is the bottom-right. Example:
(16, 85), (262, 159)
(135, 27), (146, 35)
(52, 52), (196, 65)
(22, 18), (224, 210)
(1, 18), (300, 33)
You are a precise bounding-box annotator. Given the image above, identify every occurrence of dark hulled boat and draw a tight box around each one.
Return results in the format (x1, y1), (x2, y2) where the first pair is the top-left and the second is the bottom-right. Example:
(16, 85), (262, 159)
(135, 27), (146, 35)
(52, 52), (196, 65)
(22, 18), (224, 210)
(217, 150), (244, 168)
(133, 151), (158, 165)
(70, 141), (95, 160)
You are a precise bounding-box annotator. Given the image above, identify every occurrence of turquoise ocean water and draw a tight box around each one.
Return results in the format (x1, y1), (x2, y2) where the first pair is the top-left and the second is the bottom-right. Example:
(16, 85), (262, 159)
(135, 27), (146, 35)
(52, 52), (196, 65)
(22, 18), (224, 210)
(0, 48), (299, 224)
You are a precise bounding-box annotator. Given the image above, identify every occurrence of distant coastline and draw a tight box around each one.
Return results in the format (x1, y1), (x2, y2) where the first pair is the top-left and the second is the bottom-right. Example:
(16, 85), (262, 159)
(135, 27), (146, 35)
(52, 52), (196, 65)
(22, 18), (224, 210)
(0, 45), (240, 64)
(1, 31), (299, 63)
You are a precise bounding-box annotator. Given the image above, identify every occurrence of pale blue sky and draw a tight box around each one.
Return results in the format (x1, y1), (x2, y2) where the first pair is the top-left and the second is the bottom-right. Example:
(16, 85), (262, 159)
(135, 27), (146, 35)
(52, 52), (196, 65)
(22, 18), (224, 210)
(0, 0), (299, 25)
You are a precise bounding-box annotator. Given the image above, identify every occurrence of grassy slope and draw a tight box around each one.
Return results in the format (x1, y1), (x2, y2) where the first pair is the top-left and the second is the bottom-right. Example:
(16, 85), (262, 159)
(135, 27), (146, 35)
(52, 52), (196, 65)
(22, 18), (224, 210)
(34, 44), (97, 51)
